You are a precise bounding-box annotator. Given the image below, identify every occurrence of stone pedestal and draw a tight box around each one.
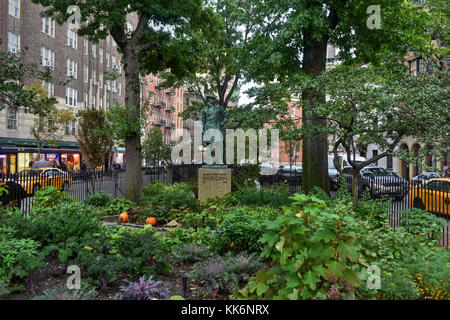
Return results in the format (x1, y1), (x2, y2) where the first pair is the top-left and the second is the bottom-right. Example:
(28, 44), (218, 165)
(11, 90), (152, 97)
(198, 166), (232, 201)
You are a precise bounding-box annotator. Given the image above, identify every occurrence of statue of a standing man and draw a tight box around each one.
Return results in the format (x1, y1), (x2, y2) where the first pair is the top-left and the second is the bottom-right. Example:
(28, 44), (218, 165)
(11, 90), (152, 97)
(201, 94), (229, 145)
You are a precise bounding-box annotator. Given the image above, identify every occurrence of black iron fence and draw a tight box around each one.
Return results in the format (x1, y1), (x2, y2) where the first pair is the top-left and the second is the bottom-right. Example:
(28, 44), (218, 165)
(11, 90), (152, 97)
(1, 165), (448, 246)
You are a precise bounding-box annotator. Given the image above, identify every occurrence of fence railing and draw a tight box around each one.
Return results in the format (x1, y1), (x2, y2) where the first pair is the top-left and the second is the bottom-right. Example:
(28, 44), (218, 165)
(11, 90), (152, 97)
(1, 165), (448, 246)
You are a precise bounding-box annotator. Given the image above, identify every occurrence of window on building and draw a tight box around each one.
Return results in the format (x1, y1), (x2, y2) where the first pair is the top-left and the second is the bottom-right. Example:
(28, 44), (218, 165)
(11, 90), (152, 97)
(112, 80), (116, 93)
(99, 97), (103, 109)
(8, 32), (19, 53)
(6, 108), (17, 130)
(66, 87), (78, 107)
(106, 53), (110, 67)
(112, 55), (116, 68)
(84, 93), (88, 108)
(92, 44), (96, 59)
(67, 59), (78, 79)
(65, 122), (70, 135)
(72, 121), (76, 135)
(84, 65), (89, 83)
(99, 72), (103, 88)
(118, 82), (122, 96)
(40, 47), (55, 69)
(84, 39), (89, 55)
(43, 81), (54, 97)
(67, 28), (77, 49)
(372, 150), (378, 166)
(387, 155), (393, 170)
(416, 58), (422, 74)
(8, 0), (20, 18)
(48, 116), (55, 130)
(42, 17), (55, 37)
(99, 48), (103, 64)
(91, 93), (96, 107)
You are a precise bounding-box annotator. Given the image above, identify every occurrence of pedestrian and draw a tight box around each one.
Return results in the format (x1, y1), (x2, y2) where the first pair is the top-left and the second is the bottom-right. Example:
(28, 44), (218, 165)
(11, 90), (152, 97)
(61, 161), (68, 172)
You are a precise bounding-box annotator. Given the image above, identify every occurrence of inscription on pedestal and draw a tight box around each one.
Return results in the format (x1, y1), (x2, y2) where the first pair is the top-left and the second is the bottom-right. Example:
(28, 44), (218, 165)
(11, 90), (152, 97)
(198, 168), (232, 202)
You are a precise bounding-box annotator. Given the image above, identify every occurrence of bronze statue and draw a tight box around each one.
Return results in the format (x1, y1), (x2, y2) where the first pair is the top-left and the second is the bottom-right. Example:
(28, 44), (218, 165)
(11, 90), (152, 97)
(201, 94), (229, 145)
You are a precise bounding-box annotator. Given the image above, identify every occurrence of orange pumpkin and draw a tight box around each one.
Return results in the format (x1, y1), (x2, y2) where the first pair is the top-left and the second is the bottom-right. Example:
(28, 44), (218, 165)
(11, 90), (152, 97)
(119, 212), (129, 223)
(146, 217), (157, 226)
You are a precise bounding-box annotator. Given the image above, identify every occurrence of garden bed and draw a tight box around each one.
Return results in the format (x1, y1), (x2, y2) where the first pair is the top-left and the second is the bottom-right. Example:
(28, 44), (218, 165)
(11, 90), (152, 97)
(1, 183), (448, 300)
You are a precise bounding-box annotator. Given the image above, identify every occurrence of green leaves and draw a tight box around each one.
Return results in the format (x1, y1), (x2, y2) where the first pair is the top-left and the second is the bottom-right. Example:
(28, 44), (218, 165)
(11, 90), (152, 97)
(239, 194), (371, 300)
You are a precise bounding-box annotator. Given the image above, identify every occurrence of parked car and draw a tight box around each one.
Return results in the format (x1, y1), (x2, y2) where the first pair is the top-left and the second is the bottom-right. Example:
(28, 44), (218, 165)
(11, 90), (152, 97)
(411, 172), (441, 185)
(327, 155), (367, 191)
(278, 165), (302, 185)
(144, 161), (168, 175)
(16, 168), (72, 195)
(341, 166), (409, 201)
(409, 178), (450, 216)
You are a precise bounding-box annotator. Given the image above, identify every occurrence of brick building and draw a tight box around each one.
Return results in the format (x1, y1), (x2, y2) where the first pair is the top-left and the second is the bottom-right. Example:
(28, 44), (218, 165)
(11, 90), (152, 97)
(143, 73), (184, 148)
(0, 0), (132, 173)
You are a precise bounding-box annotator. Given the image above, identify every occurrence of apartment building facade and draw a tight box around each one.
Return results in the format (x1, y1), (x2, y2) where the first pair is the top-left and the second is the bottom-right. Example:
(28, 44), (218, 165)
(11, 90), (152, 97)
(0, 0), (129, 174)
(143, 73), (184, 150)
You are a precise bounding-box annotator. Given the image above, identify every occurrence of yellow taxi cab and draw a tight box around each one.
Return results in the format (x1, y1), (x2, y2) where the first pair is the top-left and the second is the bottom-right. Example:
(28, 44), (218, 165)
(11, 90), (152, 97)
(17, 167), (73, 195)
(409, 178), (450, 216)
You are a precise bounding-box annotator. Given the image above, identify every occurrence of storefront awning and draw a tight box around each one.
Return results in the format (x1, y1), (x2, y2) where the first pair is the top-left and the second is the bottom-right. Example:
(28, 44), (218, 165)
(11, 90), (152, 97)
(0, 138), (79, 148)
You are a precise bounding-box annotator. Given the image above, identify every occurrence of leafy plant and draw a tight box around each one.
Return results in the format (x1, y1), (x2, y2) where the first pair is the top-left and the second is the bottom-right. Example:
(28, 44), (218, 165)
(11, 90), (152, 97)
(172, 243), (212, 263)
(233, 185), (292, 208)
(83, 191), (112, 207)
(141, 182), (199, 223)
(4, 203), (102, 263)
(104, 198), (134, 216)
(32, 186), (75, 208)
(239, 194), (374, 300)
(189, 252), (264, 296)
(115, 276), (170, 300)
(216, 207), (278, 253)
(0, 226), (44, 287)
(111, 226), (172, 276)
(76, 231), (120, 289)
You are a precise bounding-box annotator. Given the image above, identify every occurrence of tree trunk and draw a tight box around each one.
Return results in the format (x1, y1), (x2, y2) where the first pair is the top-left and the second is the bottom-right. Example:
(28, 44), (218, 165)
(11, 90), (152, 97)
(301, 36), (329, 194)
(123, 48), (142, 202)
(352, 173), (359, 207)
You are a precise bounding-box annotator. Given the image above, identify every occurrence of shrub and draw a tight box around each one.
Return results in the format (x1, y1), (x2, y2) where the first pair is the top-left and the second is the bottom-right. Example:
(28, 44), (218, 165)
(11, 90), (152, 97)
(84, 192), (112, 207)
(216, 207), (278, 253)
(233, 185), (292, 208)
(0, 226), (44, 287)
(105, 198), (134, 216)
(141, 182), (199, 223)
(112, 226), (172, 276)
(189, 252), (264, 296)
(163, 227), (218, 251)
(172, 243), (212, 263)
(76, 231), (121, 289)
(239, 194), (374, 300)
(409, 248), (449, 300)
(32, 186), (75, 209)
(3, 203), (102, 262)
(115, 276), (170, 300)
